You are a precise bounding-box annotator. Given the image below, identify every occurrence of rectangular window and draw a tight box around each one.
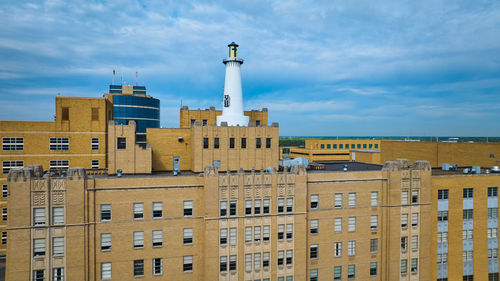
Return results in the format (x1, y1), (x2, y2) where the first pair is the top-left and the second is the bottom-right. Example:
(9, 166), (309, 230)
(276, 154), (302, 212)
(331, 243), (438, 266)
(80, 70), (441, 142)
(202, 119), (207, 126)
(286, 250), (293, 265)
(2, 137), (23, 151)
(49, 160), (69, 169)
(152, 202), (163, 218)
(229, 228), (237, 245)
(101, 233), (111, 251)
(286, 224), (293, 239)
(401, 236), (408, 252)
(263, 252), (270, 268)
(311, 194), (319, 209)
(488, 228), (498, 239)
(230, 255), (237, 271)
(91, 159), (99, 169)
(348, 192), (356, 208)
(488, 187), (498, 197)
(438, 211), (448, 221)
(463, 251), (473, 261)
(401, 190), (409, 205)
(229, 138), (235, 149)
(254, 253), (261, 270)
(412, 235), (418, 250)
(263, 225), (270, 242)
(310, 244), (318, 259)
(489, 208), (498, 219)
(256, 137), (262, 148)
(310, 219), (318, 234)
(153, 258), (162, 276)
(133, 203), (144, 220)
(347, 264), (355, 279)
(241, 138), (247, 149)
(254, 226), (261, 242)
(1, 231), (6, 245)
(183, 228), (193, 245)
(2, 160), (23, 174)
(438, 189), (449, 200)
(348, 240), (356, 256)
(214, 137), (219, 149)
(463, 209), (473, 220)
(203, 137), (209, 149)
(334, 217), (342, 233)
(254, 199), (261, 215)
(263, 199), (270, 214)
(220, 228), (227, 245)
(334, 242), (342, 257)
(245, 200), (252, 216)
(2, 184), (6, 198)
(53, 267), (64, 281)
(33, 270), (45, 281)
(152, 230), (163, 247)
(53, 237), (64, 256)
(91, 107), (99, 120)
(50, 137), (69, 151)
(371, 192), (378, 206)
(133, 231), (144, 248)
(463, 188), (473, 198)
(266, 138), (271, 148)
(339, 144), (344, 149)
(220, 201), (227, 217)
(371, 215), (378, 230)
(220, 256), (227, 272)
(245, 253), (252, 271)
(101, 262), (112, 280)
(401, 213), (408, 228)
(117, 137), (126, 149)
(401, 259), (407, 274)
(278, 250), (284, 266)
(334, 266), (342, 280)
(411, 258), (418, 273)
(183, 200), (193, 216)
(278, 224), (284, 240)
(489, 249), (498, 259)
(278, 197), (285, 213)
(134, 259), (144, 277)
(412, 213), (419, 226)
(229, 200), (237, 216)
(33, 208), (45, 226)
(286, 197), (293, 212)
(190, 119), (195, 127)
(310, 269), (318, 281)
(2, 207), (6, 221)
(412, 189), (419, 203)
(100, 204), (111, 221)
(370, 238), (378, 253)
(348, 217), (356, 232)
(370, 262), (377, 276)
(463, 230), (473, 240)
(437, 253), (448, 263)
(183, 256), (193, 272)
(334, 193), (343, 208)
(437, 232), (448, 243)
(91, 137), (99, 151)
(52, 206), (64, 225)
(245, 227), (252, 243)
(33, 238), (45, 256)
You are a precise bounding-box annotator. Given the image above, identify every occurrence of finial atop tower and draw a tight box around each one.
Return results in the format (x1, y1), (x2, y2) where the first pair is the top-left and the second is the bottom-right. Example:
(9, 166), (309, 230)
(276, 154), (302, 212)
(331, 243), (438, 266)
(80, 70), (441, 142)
(228, 42), (238, 58)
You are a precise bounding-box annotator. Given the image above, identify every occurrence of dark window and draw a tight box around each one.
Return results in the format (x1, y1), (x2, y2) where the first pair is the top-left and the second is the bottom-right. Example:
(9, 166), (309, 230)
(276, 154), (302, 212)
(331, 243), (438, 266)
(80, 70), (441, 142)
(369, 144), (373, 148)
(229, 201), (237, 216)
(491, 154), (495, 158)
(463, 275), (473, 281)
(220, 257), (227, 272)
(320, 144), (324, 149)
(241, 138), (246, 149)
(266, 138), (271, 148)
(229, 256), (237, 271)
(117, 137), (126, 149)
(33, 270), (45, 281)
(357, 144), (361, 149)
(202, 120), (207, 126)
(370, 262), (377, 276)
(488, 187), (498, 197)
(256, 120), (261, 126)
(339, 144), (344, 149)
(214, 138), (219, 149)
(375, 144), (379, 149)
(310, 245), (318, 259)
(489, 273), (499, 281)
(229, 138), (235, 149)
(256, 138), (262, 148)
(463, 188), (473, 199)
(133, 260), (144, 277)
(438, 211), (448, 221)
(438, 189), (449, 200)
(91, 108), (99, 121)
(463, 209), (473, 220)
(100, 204), (111, 221)
(333, 144), (337, 149)
(62, 107), (69, 121)
(190, 119), (195, 127)
(327, 144), (331, 149)
(203, 138), (209, 149)
(363, 144), (367, 148)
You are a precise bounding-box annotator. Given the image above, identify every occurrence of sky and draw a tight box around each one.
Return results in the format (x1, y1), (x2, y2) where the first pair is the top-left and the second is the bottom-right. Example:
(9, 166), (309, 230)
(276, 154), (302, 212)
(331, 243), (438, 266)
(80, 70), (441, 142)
(0, 0), (499, 136)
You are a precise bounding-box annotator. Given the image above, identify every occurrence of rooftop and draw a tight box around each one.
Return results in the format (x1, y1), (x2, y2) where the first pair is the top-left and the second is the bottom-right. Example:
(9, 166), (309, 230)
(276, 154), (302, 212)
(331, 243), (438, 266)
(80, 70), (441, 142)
(308, 161), (383, 173)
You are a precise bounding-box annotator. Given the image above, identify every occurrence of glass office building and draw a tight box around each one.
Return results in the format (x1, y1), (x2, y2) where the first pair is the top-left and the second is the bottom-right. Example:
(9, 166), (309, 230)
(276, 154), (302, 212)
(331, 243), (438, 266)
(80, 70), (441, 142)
(108, 85), (160, 144)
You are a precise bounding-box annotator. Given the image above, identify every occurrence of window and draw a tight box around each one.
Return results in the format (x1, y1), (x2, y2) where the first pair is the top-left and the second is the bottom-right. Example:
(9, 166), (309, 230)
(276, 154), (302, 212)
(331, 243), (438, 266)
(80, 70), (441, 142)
(254, 226), (261, 242)
(33, 270), (45, 281)
(263, 252), (270, 268)
(348, 240), (356, 256)
(263, 199), (270, 214)
(278, 250), (284, 266)
(489, 208), (498, 219)
(2, 207), (6, 221)
(183, 228), (193, 245)
(2, 160), (23, 174)
(370, 262), (377, 276)
(183, 256), (193, 272)
(278, 197), (285, 213)
(245, 253), (252, 271)
(463, 188), (473, 198)
(229, 228), (237, 245)
(401, 259), (407, 274)
(190, 119), (195, 127)
(256, 137), (262, 148)
(183, 200), (193, 216)
(286, 250), (293, 265)
(437, 232), (448, 243)
(133, 203), (144, 220)
(489, 187), (498, 197)
(438, 189), (449, 200)
(2, 137), (23, 151)
(334, 242), (342, 257)
(287, 197), (293, 212)
(401, 190), (409, 205)
(245, 227), (252, 243)
(49, 160), (69, 169)
(463, 209), (473, 220)
(134, 259), (144, 277)
(263, 225), (270, 242)
(254, 199), (261, 215)
(339, 144), (343, 149)
(1, 231), (6, 245)
(489, 273), (499, 281)
(334, 266), (342, 280)
(310, 194), (319, 209)
(229, 200), (237, 216)
(202, 119), (207, 126)
(220, 256), (227, 272)
(245, 200), (252, 215)
(152, 230), (163, 247)
(375, 144), (379, 148)
(334, 217), (342, 233)
(411, 189), (419, 203)
(91, 159), (99, 169)
(437, 253), (448, 263)
(33, 238), (45, 256)
(2, 184), (6, 198)
(229, 138), (235, 149)
(310, 269), (318, 281)
(438, 211), (448, 221)
(255, 253), (261, 270)
(91, 137), (99, 150)
(463, 251), (473, 261)
(463, 229), (473, 240)
(150, 202), (163, 218)
(50, 137), (69, 151)
(370, 238), (378, 253)
(489, 249), (498, 259)
(348, 217), (356, 232)
(347, 264), (355, 279)
(412, 213), (419, 226)
(214, 137), (219, 149)
(310, 244), (318, 259)
(348, 192), (356, 208)
(133, 231), (144, 249)
(278, 224), (284, 240)
(101, 262), (112, 280)
(53, 237), (64, 256)
(230, 255), (237, 271)
(488, 228), (498, 239)
(371, 215), (378, 230)
(371, 192), (378, 206)
(220, 201), (227, 217)
(100, 204), (111, 221)
(320, 144), (324, 149)
(286, 224), (293, 239)
(117, 137), (126, 149)
(153, 258), (162, 275)
(33, 208), (45, 226)
(412, 235), (418, 250)
(101, 233), (111, 251)
(203, 138), (209, 149)
(53, 267), (64, 281)
(310, 220), (318, 234)
(401, 236), (408, 252)
(220, 228), (227, 245)
(334, 193), (343, 208)
(411, 258), (418, 273)
(401, 213), (408, 228)
(61, 107), (69, 120)
(241, 138), (247, 149)
(266, 138), (271, 148)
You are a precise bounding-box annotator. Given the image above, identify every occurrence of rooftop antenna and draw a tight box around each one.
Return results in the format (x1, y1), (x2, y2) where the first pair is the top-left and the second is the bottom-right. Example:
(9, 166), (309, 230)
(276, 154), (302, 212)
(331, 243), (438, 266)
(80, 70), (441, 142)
(120, 75), (123, 86)
(112, 69), (115, 85)
(136, 71), (138, 86)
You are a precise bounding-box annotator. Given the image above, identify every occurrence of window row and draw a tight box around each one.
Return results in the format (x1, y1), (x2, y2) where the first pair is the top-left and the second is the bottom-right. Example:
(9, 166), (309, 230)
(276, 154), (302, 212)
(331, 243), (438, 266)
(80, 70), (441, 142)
(203, 137), (272, 149)
(100, 200), (193, 222)
(400, 236), (419, 252)
(401, 189), (419, 205)
(33, 207), (65, 226)
(400, 258), (418, 274)
(310, 192), (379, 209)
(100, 229), (194, 251)
(33, 237), (65, 257)
(438, 187), (498, 200)
(100, 258), (167, 280)
(2, 160), (23, 174)
(309, 264), (361, 281)
(2, 137), (23, 151)
(318, 143), (379, 150)
(32, 268), (64, 281)
(310, 239), (379, 258)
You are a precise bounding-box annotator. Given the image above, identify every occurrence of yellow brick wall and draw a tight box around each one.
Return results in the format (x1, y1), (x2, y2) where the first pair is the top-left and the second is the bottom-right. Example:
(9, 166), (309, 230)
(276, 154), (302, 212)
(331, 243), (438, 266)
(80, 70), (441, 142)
(147, 128), (192, 171)
(180, 107), (269, 128)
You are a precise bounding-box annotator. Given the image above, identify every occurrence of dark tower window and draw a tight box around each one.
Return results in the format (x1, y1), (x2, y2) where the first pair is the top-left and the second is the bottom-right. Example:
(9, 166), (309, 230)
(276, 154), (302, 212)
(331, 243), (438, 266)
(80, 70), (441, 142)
(117, 138), (126, 149)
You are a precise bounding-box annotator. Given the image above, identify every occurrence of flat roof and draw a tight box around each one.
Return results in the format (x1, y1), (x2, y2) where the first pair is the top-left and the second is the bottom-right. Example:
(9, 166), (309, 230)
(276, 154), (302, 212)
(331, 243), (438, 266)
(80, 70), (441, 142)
(308, 161), (383, 172)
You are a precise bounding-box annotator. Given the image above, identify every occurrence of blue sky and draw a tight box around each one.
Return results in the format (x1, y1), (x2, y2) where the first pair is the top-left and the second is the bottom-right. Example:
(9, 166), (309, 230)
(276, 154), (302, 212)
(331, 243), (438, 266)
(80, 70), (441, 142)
(1, 0), (499, 136)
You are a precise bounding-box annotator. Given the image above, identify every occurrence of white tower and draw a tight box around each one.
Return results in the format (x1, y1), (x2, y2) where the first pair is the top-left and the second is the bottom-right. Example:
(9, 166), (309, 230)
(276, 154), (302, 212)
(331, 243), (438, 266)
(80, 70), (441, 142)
(217, 42), (249, 126)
